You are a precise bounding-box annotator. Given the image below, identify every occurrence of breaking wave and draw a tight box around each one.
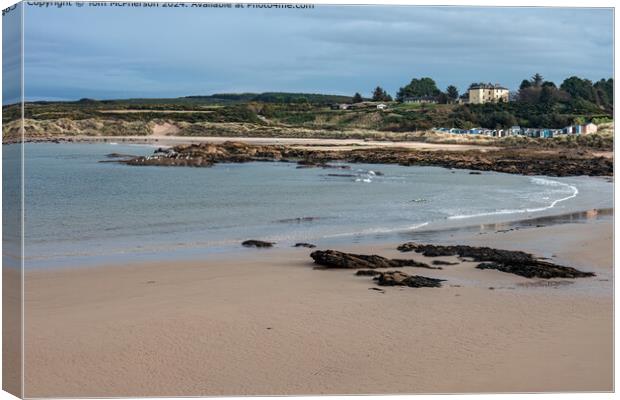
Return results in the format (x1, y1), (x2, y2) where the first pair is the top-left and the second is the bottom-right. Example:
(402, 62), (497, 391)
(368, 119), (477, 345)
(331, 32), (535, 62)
(448, 177), (579, 220)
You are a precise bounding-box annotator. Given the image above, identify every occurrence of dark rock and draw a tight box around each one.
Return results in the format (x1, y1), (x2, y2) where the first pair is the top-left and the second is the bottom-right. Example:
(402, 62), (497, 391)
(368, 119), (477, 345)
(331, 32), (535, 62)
(310, 250), (436, 270)
(356, 269), (381, 276)
(469, 171), (482, 175)
(105, 152), (138, 158)
(242, 240), (275, 248)
(293, 242), (316, 248)
(373, 271), (445, 288)
(397, 242), (594, 279)
(277, 217), (320, 223)
(432, 260), (459, 266)
(327, 173), (357, 177)
(121, 141), (613, 177)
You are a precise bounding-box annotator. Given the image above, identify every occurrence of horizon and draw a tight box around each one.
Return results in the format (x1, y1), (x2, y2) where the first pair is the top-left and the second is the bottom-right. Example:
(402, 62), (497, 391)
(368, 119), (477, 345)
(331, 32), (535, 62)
(1, 75), (614, 106)
(2, 4), (614, 104)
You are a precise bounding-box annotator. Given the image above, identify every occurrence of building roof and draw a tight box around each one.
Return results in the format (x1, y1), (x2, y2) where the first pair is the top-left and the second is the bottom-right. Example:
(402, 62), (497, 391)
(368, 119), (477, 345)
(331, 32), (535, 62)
(468, 83), (509, 91)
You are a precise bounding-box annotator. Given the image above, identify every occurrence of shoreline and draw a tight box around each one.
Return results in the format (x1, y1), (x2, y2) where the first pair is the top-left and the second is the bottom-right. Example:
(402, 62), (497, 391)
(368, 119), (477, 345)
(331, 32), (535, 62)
(5, 139), (614, 177)
(23, 216), (613, 396)
(6, 134), (500, 151)
(24, 206), (613, 271)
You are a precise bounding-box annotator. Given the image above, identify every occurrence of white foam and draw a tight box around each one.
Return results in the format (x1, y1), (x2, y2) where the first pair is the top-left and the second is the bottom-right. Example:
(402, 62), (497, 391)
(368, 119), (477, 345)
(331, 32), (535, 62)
(323, 222), (429, 238)
(448, 177), (579, 220)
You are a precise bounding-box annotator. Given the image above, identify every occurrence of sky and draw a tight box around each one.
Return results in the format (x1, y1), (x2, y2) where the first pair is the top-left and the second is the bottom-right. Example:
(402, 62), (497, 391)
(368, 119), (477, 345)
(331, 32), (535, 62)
(2, 2), (22, 105)
(10, 4), (615, 101)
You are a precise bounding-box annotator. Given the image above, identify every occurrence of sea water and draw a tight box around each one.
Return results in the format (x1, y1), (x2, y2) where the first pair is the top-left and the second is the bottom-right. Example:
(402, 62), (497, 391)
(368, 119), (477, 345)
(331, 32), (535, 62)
(3, 143), (612, 268)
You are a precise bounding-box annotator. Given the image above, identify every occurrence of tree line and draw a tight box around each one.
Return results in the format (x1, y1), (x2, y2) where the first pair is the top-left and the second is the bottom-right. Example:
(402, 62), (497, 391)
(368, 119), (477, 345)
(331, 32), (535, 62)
(353, 73), (612, 111)
(352, 74), (612, 129)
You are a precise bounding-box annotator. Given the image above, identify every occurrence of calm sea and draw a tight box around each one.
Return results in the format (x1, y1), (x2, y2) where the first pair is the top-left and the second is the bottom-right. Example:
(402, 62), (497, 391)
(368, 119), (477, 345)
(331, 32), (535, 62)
(2, 143), (613, 268)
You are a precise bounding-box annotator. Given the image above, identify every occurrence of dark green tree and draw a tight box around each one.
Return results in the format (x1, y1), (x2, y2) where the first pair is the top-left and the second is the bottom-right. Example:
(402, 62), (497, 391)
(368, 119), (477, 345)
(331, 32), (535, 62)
(531, 73), (544, 87)
(560, 76), (595, 102)
(519, 80), (532, 90)
(352, 92), (363, 103)
(540, 85), (555, 104)
(372, 86), (391, 102)
(593, 78), (613, 110)
(396, 77), (440, 101)
(446, 85), (459, 102)
(437, 92), (449, 104)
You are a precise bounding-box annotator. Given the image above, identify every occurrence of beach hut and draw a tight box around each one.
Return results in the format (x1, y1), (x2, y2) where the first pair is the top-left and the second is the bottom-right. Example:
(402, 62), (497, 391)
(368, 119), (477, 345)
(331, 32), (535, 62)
(583, 123), (598, 134)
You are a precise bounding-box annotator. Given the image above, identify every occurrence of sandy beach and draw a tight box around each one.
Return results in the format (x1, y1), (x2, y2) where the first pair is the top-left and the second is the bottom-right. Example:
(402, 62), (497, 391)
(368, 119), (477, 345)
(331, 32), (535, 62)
(42, 135), (500, 152)
(22, 216), (613, 397)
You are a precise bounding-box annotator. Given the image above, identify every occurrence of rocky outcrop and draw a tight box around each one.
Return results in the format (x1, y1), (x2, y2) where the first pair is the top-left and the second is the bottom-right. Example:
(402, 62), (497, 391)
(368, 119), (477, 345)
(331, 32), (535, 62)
(432, 260), (459, 266)
(355, 269), (381, 276)
(310, 250), (436, 270)
(293, 242), (316, 248)
(373, 271), (445, 288)
(241, 240), (275, 248)
(474, 261), (593, 279)
(105, 153), (138, 158)
(397, 243), (595, 279)
(119, 141), (613, 177)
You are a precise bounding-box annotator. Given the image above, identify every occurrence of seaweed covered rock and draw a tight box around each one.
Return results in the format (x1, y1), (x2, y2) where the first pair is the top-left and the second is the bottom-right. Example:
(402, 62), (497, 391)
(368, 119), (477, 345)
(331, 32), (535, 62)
(355, 269), (381, 276)
(310, 250), (435, 270)
(397, 243), (594, 279)
(475, 261), (593, 279)
(373, 271), (445, 288)
(432, 260), (459, 266)
(122, 141), (613, 177)
(293, 242), (317, 248)
(242, 240), (275, 248)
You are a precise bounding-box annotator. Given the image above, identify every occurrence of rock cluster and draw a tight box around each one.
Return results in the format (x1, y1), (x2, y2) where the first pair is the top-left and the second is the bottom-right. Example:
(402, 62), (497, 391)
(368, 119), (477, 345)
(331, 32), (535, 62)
(432, 260), (459, 266)
(373, 271), (445, 288)
(242, 240), (275, 248)
(355, 269), (381, 276)
(293, 242), (317, 248)
(310, 250), (435, 270)
(397, 243), (595, 279)
(120, 141), (613, 177)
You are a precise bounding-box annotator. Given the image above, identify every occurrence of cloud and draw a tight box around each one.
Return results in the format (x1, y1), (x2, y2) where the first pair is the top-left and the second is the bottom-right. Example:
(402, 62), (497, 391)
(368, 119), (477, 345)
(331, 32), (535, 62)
(22, 4), (613, 100)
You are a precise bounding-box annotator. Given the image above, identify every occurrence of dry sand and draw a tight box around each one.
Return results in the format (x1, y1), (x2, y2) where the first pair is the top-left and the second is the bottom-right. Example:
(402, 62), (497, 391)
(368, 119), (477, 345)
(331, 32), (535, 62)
(67, 135), (498, 152)
(22, 219), (612, 397)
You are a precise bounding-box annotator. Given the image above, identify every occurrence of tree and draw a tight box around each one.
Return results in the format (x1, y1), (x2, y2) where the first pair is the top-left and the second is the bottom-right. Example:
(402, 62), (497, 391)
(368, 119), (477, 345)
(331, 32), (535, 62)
(519, 80), (532, 90)
(372, 86), (391, 102)
(560, 76), (595, 102)
(593, 78), (613, 110)
(540, 85), (555, 104)
(437, 92), (449, 104)
(542, 81), (556, 88)
(396, 77), (440, 101)
(446, 85), (459, 102)
(352, 92), (363, 103)
(531, 73), (544, 87)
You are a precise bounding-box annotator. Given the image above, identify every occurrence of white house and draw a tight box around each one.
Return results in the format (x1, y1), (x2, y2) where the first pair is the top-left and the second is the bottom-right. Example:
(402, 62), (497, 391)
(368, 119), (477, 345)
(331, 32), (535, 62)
(376, 103), (387, 110)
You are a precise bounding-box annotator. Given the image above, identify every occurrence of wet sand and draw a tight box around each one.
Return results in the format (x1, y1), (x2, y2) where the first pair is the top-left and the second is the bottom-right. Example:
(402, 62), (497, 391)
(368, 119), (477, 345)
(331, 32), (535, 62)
(22, 217), (612, 397)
